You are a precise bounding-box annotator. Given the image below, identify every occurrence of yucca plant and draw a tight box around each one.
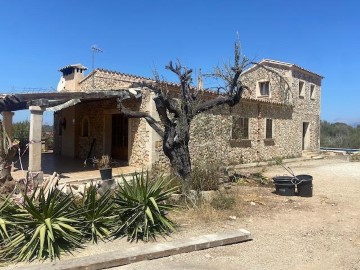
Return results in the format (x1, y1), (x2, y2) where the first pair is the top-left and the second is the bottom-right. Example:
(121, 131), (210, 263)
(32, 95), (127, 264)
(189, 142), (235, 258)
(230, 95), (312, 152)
(1, 187), (83, 262)
(79, 184), (116, 243)
(0, 195), (19, 243)
(113, 172), (178, 242)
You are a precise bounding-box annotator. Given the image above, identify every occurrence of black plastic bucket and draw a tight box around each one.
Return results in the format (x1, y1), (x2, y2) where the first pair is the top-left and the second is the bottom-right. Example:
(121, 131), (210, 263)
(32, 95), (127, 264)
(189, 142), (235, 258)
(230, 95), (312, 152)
(99, 168), (112, 180)
(273, 176), (296, 196)
(296, 174), (313, 197)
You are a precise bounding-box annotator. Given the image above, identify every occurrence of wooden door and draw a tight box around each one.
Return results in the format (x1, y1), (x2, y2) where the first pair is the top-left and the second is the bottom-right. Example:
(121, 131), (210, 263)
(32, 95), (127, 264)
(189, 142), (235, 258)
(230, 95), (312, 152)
(111, 114), (128, 161)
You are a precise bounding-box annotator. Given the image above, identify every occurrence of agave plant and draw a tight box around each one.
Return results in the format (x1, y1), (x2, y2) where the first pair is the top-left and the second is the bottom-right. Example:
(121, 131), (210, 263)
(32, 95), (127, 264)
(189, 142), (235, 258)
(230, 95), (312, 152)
(0, 195), (19, 243)
(1, 187), (83, 262)
(113, 172), (178, 242)
(79, 184), (116, 243)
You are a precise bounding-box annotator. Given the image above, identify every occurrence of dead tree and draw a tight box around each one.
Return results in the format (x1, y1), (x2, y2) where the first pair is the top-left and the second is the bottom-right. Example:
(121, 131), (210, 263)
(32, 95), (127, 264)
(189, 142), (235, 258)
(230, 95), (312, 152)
(117, 42), (250, 181)
(0, 120), (19, 187)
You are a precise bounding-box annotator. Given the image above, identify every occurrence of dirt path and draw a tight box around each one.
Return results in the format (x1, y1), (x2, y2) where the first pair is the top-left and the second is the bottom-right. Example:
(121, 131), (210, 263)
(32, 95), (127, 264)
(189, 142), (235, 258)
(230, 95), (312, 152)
(114, 159), (360, 270)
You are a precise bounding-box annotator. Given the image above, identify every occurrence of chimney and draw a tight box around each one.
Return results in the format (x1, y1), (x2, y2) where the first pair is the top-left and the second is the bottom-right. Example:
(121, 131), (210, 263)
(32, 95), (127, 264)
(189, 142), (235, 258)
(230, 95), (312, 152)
(57, 64), (87, 92)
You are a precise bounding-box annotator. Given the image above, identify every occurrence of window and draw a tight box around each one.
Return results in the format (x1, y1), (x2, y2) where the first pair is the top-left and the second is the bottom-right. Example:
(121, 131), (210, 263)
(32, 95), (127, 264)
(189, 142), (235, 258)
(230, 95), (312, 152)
(310, 84), (315, 99)
(259, 81), (270, 96)
(82, 117), (89, 137)
(265, 119), (273, 139)
(299, 81), (305, 97)
(232, 117), (249, 140)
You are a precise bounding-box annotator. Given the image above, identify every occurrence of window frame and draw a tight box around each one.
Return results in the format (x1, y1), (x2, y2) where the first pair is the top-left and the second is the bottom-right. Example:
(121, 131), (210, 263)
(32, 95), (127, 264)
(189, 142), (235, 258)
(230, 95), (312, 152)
(232, 116), (250, 140)
(310, 84), (315, 100)
(298, 80), (305, 98)
(265, 118), (273, 139)
(257, 81), (270, 97)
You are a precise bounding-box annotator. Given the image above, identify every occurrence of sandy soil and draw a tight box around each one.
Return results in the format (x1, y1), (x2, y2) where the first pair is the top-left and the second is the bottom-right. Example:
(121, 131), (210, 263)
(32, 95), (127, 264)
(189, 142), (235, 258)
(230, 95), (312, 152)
(114, 158), (360, 270)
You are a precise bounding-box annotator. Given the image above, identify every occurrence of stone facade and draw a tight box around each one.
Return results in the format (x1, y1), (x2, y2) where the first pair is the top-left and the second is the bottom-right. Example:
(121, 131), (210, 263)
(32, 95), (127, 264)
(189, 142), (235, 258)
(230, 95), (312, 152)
(54, 59), (322, 171)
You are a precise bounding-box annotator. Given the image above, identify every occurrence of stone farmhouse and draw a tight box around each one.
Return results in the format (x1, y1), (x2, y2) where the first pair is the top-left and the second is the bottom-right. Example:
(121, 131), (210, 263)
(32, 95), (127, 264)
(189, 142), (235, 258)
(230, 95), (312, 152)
(52, 59), (323, 171)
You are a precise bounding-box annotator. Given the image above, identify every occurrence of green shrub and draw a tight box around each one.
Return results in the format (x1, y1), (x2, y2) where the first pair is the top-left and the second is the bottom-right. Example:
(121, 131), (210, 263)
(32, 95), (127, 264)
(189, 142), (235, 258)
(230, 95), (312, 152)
(113, 172), (178, 242)
(273, 156), (283, 165)
(210, 192), (236, 210)
(0, 188), (83, 262)
(79, 184), (115, 243)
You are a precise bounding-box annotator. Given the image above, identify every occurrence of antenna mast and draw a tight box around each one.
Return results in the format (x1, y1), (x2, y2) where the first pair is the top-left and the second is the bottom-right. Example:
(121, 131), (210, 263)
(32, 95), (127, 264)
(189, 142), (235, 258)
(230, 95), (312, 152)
(91, 45), (103, 88)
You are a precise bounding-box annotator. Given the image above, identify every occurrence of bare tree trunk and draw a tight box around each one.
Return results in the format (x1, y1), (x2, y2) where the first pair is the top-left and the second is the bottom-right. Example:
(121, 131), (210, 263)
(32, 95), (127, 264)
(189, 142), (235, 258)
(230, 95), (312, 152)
(0, 121), (18, 186)
(163, 125), (191, 180)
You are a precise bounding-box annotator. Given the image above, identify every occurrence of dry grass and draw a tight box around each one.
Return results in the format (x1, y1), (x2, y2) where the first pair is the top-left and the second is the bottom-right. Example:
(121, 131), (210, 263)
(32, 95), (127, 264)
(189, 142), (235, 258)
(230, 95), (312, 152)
(170, 184), (273, 226)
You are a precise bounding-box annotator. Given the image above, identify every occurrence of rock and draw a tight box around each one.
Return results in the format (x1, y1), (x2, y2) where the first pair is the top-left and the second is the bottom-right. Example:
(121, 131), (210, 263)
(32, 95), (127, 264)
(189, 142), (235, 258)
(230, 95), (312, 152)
(250, 201), (256, 206)
(200, 190), (216, 202)
(171, 193), (182, 202)
(188, 190), (199, 202)
(229, 215), (237, 220)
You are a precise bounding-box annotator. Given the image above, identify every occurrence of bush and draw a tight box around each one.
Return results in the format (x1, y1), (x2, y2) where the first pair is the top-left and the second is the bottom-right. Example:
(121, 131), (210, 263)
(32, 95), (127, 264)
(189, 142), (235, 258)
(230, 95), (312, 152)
(187, 161), (222, 191)
(113, 172), (178, 242)
(210, 192), (236, 210)
(273, 156), (283, 165)
(12, 121), (30, 149)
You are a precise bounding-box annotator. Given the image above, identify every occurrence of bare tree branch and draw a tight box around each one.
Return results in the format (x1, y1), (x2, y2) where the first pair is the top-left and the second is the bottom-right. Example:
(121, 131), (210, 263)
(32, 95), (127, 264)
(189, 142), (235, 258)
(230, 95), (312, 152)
(116, 98), (164, 137)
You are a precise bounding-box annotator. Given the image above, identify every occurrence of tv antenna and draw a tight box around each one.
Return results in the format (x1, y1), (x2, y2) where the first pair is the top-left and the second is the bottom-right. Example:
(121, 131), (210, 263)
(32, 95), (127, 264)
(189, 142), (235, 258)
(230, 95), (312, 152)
(91, 45), (103, 87)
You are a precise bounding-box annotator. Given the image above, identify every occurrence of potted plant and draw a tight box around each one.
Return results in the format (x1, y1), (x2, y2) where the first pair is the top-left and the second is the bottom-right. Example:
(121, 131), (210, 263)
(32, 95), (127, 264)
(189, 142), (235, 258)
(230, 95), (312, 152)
(96, 155), (113, 180)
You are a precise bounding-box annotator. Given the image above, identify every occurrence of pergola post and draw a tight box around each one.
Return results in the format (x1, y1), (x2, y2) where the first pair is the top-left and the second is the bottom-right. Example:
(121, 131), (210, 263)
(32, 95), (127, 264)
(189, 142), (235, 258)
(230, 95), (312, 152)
(28, 106), (45, 183)
(2, 111), (14, 139)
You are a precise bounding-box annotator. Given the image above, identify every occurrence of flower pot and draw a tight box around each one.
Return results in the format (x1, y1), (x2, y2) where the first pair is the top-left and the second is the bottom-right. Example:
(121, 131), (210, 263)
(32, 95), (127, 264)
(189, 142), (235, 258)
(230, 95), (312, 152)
(99, 168), (112, 180)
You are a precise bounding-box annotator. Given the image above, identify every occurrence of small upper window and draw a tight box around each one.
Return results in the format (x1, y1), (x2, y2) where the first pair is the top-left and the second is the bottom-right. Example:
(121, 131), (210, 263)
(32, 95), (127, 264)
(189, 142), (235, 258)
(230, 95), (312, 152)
(81, 117), (89, 137)
(310, 84), (315, 100)
(266, 119), (273, 139)
(259, 81), (270, 96)
(299, 81), (305, 98)
(232, 117), (249, 140)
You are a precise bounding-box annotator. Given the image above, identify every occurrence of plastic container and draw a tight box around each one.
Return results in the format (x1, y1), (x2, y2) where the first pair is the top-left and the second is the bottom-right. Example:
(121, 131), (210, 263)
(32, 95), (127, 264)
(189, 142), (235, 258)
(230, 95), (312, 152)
(296, 174), (313, 197)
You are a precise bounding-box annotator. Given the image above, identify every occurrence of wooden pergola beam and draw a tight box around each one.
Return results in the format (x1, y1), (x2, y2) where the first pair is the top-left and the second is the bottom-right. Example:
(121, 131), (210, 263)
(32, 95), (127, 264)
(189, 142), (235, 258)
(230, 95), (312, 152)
(0, 90), (137, 112)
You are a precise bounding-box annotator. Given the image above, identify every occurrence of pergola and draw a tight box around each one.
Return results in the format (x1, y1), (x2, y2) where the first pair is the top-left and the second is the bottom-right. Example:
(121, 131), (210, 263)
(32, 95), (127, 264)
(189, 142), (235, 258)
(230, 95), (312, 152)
(0, 90), (136, 182)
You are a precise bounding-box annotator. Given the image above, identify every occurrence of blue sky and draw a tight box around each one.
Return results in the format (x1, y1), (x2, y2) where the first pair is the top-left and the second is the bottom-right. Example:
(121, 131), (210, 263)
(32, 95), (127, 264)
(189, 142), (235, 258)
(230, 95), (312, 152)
(0, 0), (359, 125)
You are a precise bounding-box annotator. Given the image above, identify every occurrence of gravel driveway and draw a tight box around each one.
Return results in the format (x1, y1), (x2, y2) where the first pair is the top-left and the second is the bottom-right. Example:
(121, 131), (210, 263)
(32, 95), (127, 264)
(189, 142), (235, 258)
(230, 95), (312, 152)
(113, 159), (360, 270)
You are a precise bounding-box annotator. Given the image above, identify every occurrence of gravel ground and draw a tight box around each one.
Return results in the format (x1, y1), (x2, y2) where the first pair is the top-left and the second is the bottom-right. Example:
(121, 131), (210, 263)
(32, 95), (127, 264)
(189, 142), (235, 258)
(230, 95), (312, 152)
(113, 159), (360, 270)
(3, 159), (360, 270)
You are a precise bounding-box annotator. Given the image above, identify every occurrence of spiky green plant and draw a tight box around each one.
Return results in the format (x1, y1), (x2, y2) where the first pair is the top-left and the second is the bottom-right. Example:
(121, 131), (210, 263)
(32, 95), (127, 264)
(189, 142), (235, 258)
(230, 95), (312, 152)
(1, 188), (83, 262)
(113, 172), (178, 242)
(0, 195), (20, 243)
(79, 184), (116, 243)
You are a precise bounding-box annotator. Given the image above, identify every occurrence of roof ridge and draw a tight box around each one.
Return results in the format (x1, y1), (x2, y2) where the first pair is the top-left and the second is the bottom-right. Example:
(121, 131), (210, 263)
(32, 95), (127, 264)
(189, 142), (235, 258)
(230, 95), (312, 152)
(96, 68), (155, 82)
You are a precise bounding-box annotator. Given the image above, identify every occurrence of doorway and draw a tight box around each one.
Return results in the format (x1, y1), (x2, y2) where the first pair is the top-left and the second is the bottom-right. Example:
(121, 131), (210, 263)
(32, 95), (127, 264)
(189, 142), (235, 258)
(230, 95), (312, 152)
(111, 113), (128, 161)
(302, 122), (310, 150)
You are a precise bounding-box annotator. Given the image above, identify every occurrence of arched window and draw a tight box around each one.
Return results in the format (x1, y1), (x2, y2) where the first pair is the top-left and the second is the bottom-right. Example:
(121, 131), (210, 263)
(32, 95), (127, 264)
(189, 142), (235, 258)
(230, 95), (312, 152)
(81, 117), (89, 137)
